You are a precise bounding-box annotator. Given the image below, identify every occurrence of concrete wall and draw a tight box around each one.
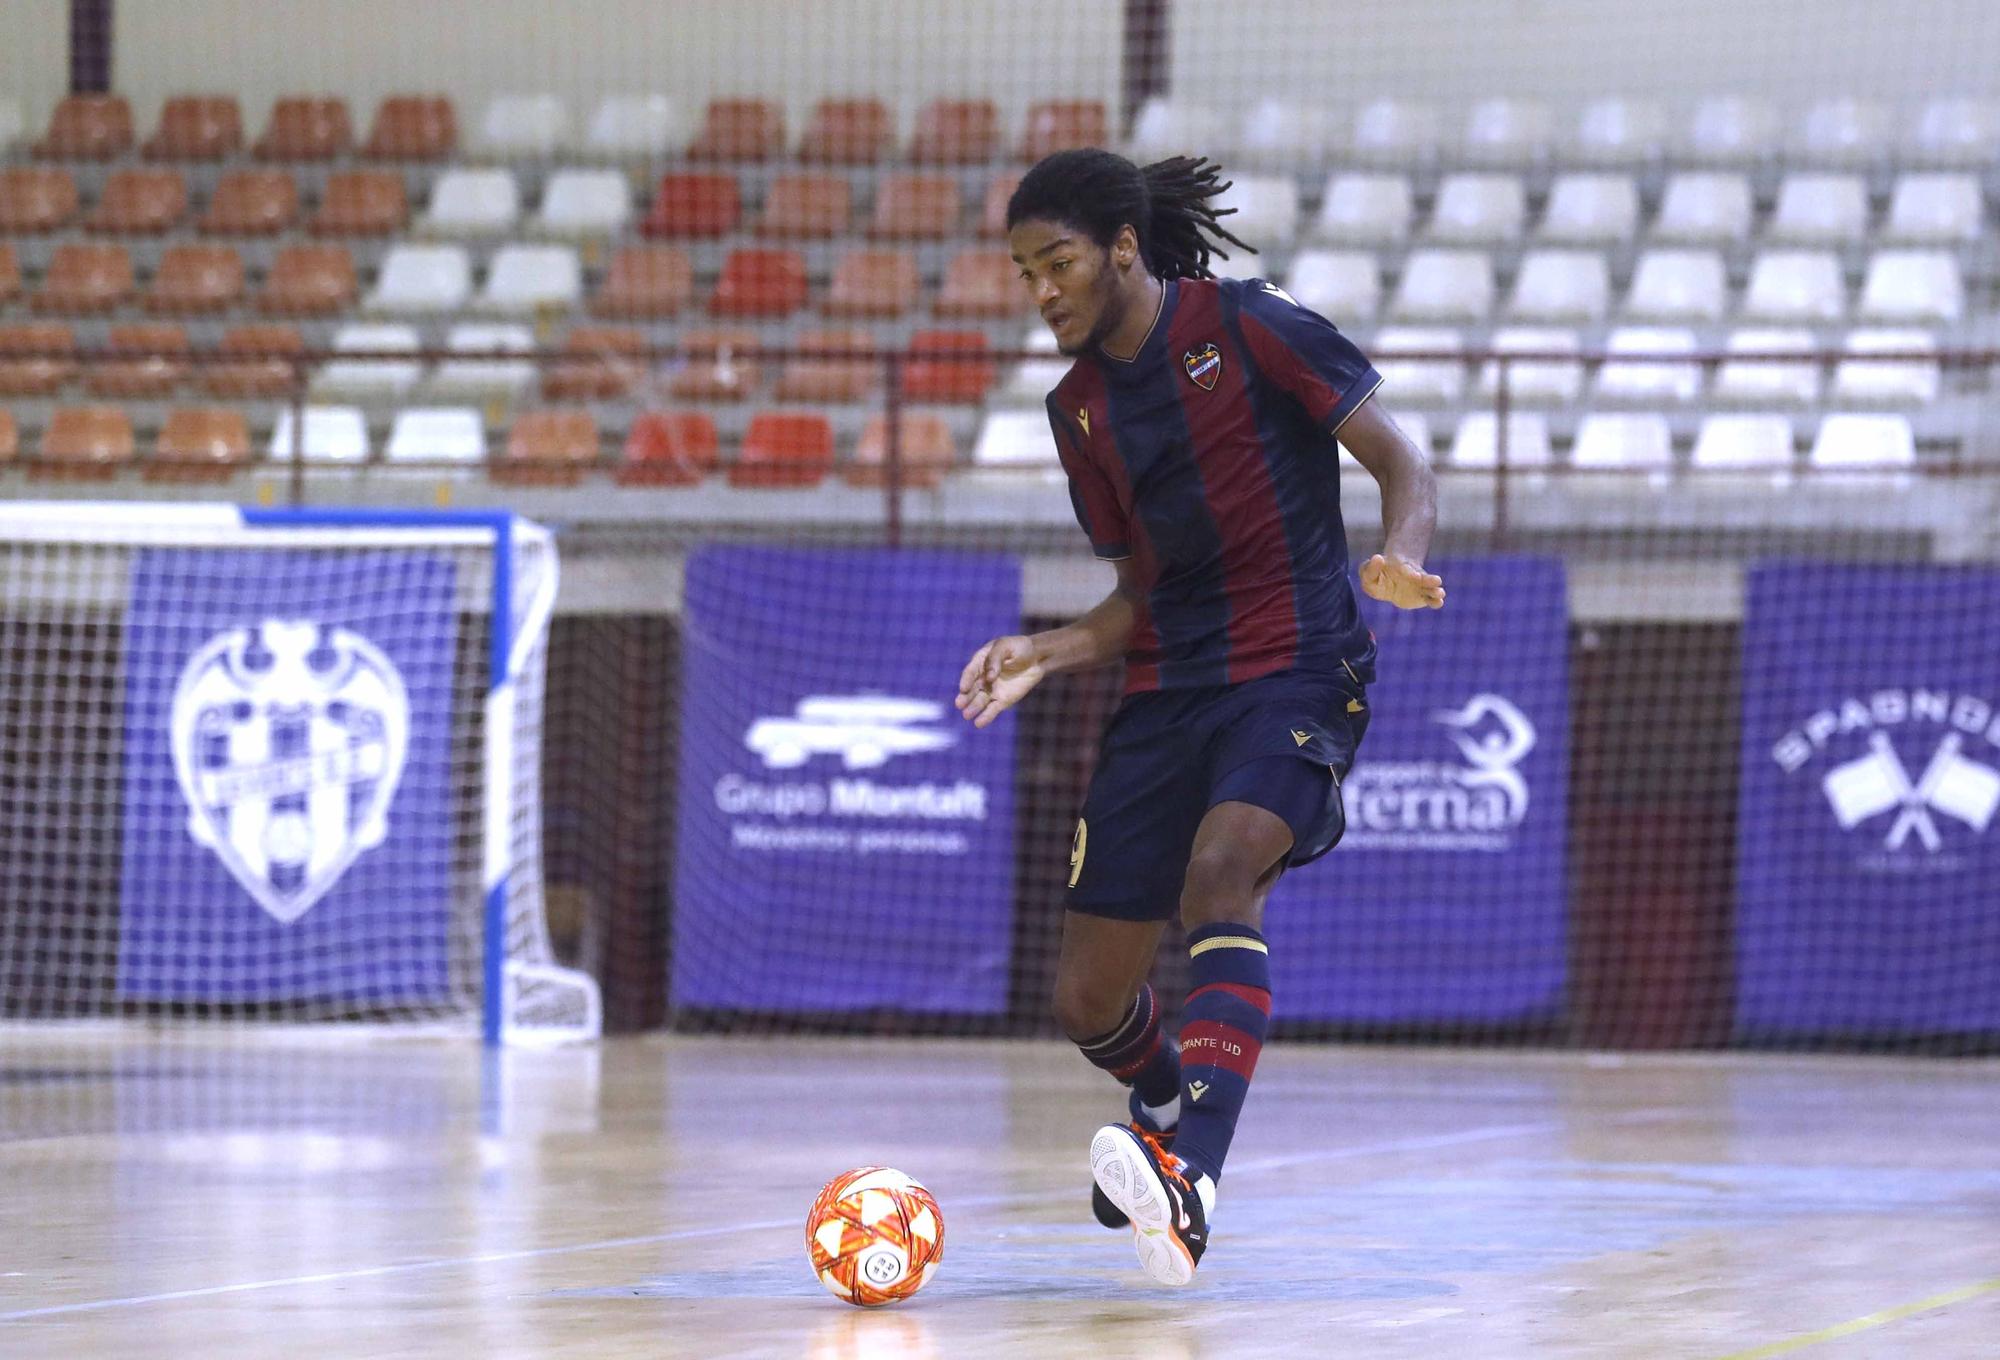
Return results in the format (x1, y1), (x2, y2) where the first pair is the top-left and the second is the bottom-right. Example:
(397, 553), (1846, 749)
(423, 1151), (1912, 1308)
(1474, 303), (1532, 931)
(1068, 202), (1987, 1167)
(0, 0), (74, 140)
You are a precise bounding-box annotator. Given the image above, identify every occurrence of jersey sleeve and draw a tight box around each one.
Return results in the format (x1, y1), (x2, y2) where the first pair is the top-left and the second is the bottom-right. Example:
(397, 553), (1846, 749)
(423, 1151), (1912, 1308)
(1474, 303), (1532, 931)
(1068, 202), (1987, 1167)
(1234, 280), (1384, 433)
(1045, 398), (1130, 561)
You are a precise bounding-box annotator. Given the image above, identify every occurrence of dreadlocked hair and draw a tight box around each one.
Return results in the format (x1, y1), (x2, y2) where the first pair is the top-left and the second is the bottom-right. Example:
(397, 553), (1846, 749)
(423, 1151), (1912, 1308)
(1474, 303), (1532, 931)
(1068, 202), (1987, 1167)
(1005, 147), (1256, 281)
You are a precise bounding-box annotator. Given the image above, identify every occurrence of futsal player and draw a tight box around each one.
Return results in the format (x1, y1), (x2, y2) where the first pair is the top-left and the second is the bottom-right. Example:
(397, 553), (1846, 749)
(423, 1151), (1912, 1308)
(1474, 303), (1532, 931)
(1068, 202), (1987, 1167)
(955, 149), (1445, 1286)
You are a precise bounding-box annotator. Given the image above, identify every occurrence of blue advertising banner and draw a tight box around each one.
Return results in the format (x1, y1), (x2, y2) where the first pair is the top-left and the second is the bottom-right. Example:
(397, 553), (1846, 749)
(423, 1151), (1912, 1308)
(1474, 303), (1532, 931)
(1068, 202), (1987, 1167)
(120, 550), (459, 1003)
(673, 547), (1020, 1013)
(1737, 563), (2000, 1037)
(1267, 556), (1569, 1024)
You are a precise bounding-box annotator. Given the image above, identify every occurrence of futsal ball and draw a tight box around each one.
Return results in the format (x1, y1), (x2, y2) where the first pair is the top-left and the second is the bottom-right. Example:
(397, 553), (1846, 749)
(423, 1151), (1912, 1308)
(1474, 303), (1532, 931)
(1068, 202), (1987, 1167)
(805, 1166), (944, 1307)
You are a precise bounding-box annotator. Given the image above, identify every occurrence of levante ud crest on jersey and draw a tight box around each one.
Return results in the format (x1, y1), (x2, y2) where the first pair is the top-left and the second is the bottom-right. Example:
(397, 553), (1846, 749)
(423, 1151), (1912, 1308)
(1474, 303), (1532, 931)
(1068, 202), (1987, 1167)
(1183, 343), (1222, 390)
(169, 619), (410, 923)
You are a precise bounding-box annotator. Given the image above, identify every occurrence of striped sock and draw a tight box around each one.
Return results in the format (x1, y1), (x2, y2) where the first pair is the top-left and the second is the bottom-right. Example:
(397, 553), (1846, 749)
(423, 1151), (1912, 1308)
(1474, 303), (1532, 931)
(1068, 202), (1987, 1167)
(1076, 983), (1182, 1118)
(1173, 923), (1272, 1182)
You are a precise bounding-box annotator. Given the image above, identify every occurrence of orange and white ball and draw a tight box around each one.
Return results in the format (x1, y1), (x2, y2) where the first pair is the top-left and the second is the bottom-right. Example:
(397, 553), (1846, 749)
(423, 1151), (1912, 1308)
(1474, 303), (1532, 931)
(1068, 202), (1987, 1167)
(805, 1166), (944, 1307)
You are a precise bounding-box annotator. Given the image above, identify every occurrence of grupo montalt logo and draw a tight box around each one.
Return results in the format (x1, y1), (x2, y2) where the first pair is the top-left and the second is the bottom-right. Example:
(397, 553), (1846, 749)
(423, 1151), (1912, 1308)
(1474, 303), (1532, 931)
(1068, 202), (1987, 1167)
(744, 694), (957, 770)
(1343, 693), (1538, 851)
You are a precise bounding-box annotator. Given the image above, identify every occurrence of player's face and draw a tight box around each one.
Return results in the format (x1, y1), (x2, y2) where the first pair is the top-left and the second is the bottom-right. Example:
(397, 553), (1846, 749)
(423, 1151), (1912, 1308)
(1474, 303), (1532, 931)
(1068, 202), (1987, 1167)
(1010, 218), (1127, 357)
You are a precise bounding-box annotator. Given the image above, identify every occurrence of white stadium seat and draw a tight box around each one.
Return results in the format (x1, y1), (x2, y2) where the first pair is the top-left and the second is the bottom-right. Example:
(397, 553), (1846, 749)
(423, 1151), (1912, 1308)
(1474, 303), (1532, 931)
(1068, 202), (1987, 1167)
(1652, 173), (1753, 244)
(316, 324), (421, 396)
(1285, 251), (1378, 322)
(1427, 173), (1525, 243)
(1508, 251), (1610, 323)
(1537, 175), (1638, 245)
(1811, 413), (1915, 469)
(1766, 175), (1868, 245)
(1312, 173), (1412, 245)
(1369, 327), (1466, 404)
(1478, 327), (1584, 406)
(0, 99), (23, 152)
(583, 94), (683, 158)
(1882, 174), (1982, 245)
(535, 169), (632, 237)
(1236, 99), (1342, 168)
(1593, 326), (1701, 404)
(1213, 174), (1300, 248)
(1791, 98), (1892, 167)
(1567, 97), (1668, 166)
(1858, 250), (1963, 323)
(1681, 96), (1779, 164)
(365, 244), (472, 314)
(1391, 250), (1494, 322)
(1903, 97), (2000, 167)
(480, 244), (583, 314)
(1126, 98), (1232, 162)
(386, 407), (488, 465)
(1832, 329), (1941, 404)
(1449, 411), (1553, 468)
(1624, 250), (1727, 322)
(473, 94), (568, 159)
(428, 323), (537, 398)
(1459, 98), (1553, 167)
(270, 406), (369, 463)
(1572, 412), (1674, 469)
(999, 324), (1068, 402)
(1351, 98), (1443, 167)
(972, 410), (1056, 467)
(1714, 329), (1822, 406)
(421, 168), (521, 236)
(1742, 251), (1845, 323)
(1692, 414), (1795, 470)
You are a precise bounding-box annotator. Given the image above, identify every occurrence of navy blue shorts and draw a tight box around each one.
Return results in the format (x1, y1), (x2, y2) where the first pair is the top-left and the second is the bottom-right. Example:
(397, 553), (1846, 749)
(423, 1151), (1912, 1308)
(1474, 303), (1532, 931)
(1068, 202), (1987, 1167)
(1065, 650), (1374, 922)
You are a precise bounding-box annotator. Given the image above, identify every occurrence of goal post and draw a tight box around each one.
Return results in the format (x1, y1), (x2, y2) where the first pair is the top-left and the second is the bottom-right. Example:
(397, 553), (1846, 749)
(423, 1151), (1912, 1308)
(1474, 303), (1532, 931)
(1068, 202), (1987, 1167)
(0, 502), (599, 1046)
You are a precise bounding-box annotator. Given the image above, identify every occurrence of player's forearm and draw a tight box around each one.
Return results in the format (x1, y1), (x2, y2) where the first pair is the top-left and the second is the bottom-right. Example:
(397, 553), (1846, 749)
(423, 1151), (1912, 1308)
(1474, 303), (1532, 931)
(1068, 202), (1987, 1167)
(1030, 585), (1140, 674)
(1376, 448), (1438, 566)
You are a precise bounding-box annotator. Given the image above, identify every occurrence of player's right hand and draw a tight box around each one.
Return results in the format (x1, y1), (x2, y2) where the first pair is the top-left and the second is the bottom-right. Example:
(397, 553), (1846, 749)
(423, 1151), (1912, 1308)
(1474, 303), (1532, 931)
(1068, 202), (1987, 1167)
(956, 635), (1045, 729)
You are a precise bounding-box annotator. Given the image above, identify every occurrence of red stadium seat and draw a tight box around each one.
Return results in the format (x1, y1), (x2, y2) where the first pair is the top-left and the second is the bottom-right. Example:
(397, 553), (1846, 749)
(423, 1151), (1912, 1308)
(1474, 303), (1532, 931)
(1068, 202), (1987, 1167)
(149, 406), (251, 480)
(542, 326), (647, 400)
(310, 170), (409, 236)
(869, 175), (963, 239)
(936, 249), (1028, 318)
(85, 323), (191, 398)
(732, 412), (834, 487)
(773, 329), (878, 402)
(36, 95), (133, 160)
(256, 97), (352, 161)
(756, 175), (853, 239)
(33, 244), (133, 314)
(619, 411), (721, 485)
(822, 249), (920, 318)
(0, 244), (16, 306)
(641, 174), (742, 238)
(200, 324), (303, 398)
(0, 167), (80, 233)
(497, 411), (600, 485)
(201, 170), (300, 235)
(0, 410), (16, 464)
(909, 99), (999, 164)
(901, 330), (995, 402)
(144, 245), (245, 315)
(38, 406), (135, 478)
(669, 329), (762, 401)
(686, 99), (784, 161)
(258, 245), (357, 316)
(0, 322), (77, 396)
(709, 248), (808, 317)
(848, 413), (957, 489)
(145, 96), (243, 160)
(1022, 100), (1109, 159)
(87, 169), (188, 235)
(979, 173), (1022, 238)
(591, 246), (695, 318)
(797, 99), (892, 164)
(363, 95), (457, 160)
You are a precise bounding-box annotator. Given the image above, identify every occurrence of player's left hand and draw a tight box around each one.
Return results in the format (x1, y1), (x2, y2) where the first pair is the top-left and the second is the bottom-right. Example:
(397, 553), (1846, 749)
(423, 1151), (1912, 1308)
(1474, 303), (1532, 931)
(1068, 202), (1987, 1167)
(1360, 554), (1446, 610)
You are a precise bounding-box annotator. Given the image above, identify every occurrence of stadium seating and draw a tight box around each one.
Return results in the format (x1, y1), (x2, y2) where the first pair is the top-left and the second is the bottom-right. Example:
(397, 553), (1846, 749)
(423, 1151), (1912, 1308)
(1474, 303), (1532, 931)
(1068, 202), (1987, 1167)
(0, 166), (78, 232)
(544, 326), (646, 400)
(1537, 175), (1638, 245)
(1653, 174), (1753, 244)
(1692, 414), (1795, 470)
(0, 244), (16, 305)
(1740, 251), (1845, 324)
(200, 170), (299, 234)
(472, 95), (567, 159)
(37, 95), (133, 160)
(973, 410), (1056, 467)
(145, 96), (242, 161)
(1311, 174), (1411, 245)
(1427, 174), (1526, 243)
(364, 244), (473, 314)
(421, 169), (521, 236)
(936, 250), (1025, 319)
(774, 330), (878, 402)
(258, 245), (358, 316)
(1681, 96), (1778, 164)
(1883, 175), (1981, 244)
(497, 410), (599, 483)
(1810, 413), (1915, 469)
(85, 323), (190, 397)
(1713, 329), (1822, 406)
(1285, 251), (1379, 322)
(150, 407), (252, 480)
(1391, 251), (1493, 323)
(1791, 97), (1891, 166)
(583, 95), (683, 159)
(480, 244), (583, 314)
(315, 323), (423, 397)
(709, 248), (808, 317)
(909, 100), (999, 164)
(386, 407), (488, 464)
(1237, 101), (1342, 169)
(1594, 327), (1701, 404)
(1022, 101), (1106, 160)
(0, 322), (75, 395)
(823, 250), (920, 318)
(1215, 175), (1301, 247)
(798, 99), (893, 164)
(643, 174), (741, 237)
(687, 99), (784, 161)
(201, 324), (304, 398)
(619, 410), (720, 485)
(757, 176), (853, 239)
(1904, 97), (2000, 166)
(592, 246), (694, 317)
(1571, 412), (1674, 469)
(1766, 176), (1868, 245)
(144, 245), (245, 314)
(256, 98), (351, 160)
(429, 323), (537, 399)
(311, 171), (409, 236)
(1460, 98), (1553, 167)
(39, 406), (136, 477)
(1449, 411), (1554, 468)
(671, 329), (762, 400)
(1507, 251), (1610, 323)
(363, 96), (457, 160)
(1370, 328), (1467, 403)
(733, 411), (835, 486)
(1478, 328), (1585, 405)
(1350, 99), (1442, 167)
(1624, 250), (1727, 323)
(1126, 99), (1231, 164)
(270, 406), (370, 462)
(34, 244), (132, 314)
(870, 175), (963, 239)
(0, 410), (14, 463)
(849, 413), (956, 488)
(87, 168), (186, 234)
(1832, 330), (1941, 404)
(536, 170), (631, 237)
(1567, 97), (1668, 166)
(902, 331), (995, 403)
(1858, 251), (1962, 323)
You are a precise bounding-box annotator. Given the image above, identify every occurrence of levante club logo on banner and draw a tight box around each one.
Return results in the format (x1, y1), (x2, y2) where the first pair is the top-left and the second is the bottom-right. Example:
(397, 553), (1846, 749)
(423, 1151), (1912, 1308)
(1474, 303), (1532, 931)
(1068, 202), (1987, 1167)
(170, 619), (411, 922)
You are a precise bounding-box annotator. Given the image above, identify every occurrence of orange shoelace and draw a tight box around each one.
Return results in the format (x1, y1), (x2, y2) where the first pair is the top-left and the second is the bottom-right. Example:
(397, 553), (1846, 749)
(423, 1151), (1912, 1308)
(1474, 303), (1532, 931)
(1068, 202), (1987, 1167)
(1131, 1121), (1190, 1190)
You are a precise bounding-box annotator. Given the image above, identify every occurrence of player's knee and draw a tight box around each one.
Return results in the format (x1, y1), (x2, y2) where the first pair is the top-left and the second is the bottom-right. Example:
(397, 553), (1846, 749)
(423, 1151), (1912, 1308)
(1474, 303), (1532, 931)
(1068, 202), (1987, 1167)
(1179, 841), (1271, 928)
(1051, 976), (1130, 1045)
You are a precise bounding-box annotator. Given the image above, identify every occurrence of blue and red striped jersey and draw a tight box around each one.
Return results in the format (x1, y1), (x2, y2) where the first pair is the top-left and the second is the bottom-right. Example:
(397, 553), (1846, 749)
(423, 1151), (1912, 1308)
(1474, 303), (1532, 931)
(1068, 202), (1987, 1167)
(1045, 276), (1383, 694)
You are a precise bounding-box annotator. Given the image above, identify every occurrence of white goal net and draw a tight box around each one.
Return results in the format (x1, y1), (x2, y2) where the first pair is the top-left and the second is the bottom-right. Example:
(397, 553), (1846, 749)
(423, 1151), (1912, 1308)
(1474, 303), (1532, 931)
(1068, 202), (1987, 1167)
(0, 503), (599, 1045)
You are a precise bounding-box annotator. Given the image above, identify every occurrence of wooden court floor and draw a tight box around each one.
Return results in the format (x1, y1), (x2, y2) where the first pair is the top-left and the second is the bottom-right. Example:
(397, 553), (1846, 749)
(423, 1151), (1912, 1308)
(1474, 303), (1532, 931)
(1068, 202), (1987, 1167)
(3, 1034), (1998, 1358)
